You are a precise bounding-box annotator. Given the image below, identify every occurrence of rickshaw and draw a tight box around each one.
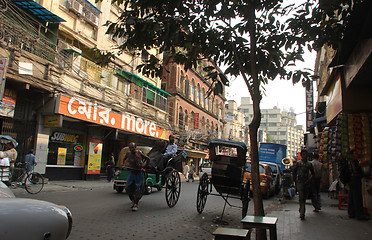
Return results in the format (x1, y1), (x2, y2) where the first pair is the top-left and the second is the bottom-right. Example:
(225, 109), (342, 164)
(197, 139), (250, 218)
(114, 146), (186, 208)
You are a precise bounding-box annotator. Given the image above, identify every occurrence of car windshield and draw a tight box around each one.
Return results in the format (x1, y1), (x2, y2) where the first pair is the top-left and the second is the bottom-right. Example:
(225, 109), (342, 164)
(245, 163), (265, 174)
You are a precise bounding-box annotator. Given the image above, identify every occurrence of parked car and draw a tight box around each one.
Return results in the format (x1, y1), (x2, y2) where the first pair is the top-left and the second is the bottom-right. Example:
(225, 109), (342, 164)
(0, 181), (72, 240)
(114, 146), (161, 194)
(243, 162), (275, 198)
(199, 161), (212, 177)
(261, 162), (282, 194)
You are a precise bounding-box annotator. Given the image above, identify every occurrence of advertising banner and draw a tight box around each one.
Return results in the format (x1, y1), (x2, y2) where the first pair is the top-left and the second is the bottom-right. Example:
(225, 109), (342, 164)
(87, 138), (102, 174)
(0, 57), (8, 102)
(55, 94), (172, 140)
(259, 143), (287, 171)
(0, 88), (16, 118)
(57, 147), (67, 165)
(194, 113), (199, 129)
(306, 81), (314, 132)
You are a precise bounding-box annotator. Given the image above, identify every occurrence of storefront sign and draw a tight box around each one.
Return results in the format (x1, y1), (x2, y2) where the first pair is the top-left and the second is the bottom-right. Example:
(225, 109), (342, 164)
(50, 131), (79, 143)
(87, 138), (102, 174)
(44, 115), (63, 128)
(326, 74), (343, 124)
(0, 88), (16, 118)
(0, 57), (8, 101)
(57, 147), (67, 165)
(74, 145), (83, 151)
(55, 94), (172, 139)
(306, 81), (314, 132)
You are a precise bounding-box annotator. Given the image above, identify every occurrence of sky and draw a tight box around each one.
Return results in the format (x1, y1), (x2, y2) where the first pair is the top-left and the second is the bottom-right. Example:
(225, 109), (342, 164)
(224, 0), (319, 128)
(226, 51), (317, 128)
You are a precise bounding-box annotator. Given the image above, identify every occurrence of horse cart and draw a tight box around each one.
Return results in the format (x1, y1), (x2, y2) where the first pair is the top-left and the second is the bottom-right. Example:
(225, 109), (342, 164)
(197, 139), (250, 218)
(114, 146), (186, 208)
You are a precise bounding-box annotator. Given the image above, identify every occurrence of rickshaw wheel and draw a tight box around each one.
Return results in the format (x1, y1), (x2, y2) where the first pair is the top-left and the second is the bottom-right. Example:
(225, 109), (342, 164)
(165, 170), (181, 208)
(197, 173), (209, 214)
(241, 182), (250, 218)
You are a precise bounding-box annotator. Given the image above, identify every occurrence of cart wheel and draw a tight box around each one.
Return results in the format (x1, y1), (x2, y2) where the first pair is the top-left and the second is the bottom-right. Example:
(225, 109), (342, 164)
(242, 182), (250, 218)
(197, 173), (209, 214)
(165, 170), (181, 208)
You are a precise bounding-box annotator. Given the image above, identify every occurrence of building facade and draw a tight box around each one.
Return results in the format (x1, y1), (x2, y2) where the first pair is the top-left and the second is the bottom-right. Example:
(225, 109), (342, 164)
(224, 100), (246, 143)
(0, 0), (171, 180)
(238, 97), (304, 158)
(161, 61), (226, 166)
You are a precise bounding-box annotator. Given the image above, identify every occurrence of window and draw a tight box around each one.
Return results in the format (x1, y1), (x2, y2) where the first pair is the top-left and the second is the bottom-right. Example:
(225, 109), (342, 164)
(141, 86), (168, 111)
(180, 72), (185, 91)
(269, 114), (278, 118)
(202, 88), (205, 107)
(185, 110), (188, 129)
(269, 123), (277, 126)
(142, 88), (155, 106)
(185, 78), (190, 98)
(179, 107), (184, 128)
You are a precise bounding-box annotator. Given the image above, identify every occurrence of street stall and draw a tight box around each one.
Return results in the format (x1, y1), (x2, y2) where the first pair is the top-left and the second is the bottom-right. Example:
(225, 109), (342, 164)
(318, 113), (372, 216)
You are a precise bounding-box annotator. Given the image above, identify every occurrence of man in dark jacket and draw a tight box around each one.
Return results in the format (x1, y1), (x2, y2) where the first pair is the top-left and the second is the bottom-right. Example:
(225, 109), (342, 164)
(292, 149), (315, 220)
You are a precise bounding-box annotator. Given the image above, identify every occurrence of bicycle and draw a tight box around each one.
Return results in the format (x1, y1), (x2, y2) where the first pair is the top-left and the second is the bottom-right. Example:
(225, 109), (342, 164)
(9, 162), (44, 194)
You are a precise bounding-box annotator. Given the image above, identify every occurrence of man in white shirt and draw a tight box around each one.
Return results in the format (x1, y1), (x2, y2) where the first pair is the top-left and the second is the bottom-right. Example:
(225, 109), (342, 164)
(163, 135), (177, 160)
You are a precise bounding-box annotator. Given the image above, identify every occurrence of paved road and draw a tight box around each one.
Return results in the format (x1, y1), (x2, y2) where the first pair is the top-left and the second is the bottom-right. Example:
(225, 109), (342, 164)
(14, 180), (279, 240)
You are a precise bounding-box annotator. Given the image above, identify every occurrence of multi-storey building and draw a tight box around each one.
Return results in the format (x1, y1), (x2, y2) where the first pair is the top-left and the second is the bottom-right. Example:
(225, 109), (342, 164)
(225, 100), (246, 143)
(238, 97), (304, 158)
(0, 0), (171, 180)
(161, 61), (226, 166)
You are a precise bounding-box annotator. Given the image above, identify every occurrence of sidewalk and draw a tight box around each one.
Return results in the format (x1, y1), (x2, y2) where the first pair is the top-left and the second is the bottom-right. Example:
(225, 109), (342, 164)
(266, 192), (372, 240)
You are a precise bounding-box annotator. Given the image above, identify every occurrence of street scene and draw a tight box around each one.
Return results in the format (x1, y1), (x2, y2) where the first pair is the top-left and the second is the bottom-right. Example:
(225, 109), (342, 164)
(1, 0), (372, 240)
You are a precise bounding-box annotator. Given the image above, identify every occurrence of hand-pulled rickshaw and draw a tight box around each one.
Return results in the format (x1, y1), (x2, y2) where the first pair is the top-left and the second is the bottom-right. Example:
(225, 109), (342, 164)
(114, 146), (186, 208)
(197, 139), (250, 218)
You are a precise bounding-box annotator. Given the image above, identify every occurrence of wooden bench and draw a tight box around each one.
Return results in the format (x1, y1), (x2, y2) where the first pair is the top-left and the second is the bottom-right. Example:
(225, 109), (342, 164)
(213, 227), (250, 240)
(241, 215), (278, 240)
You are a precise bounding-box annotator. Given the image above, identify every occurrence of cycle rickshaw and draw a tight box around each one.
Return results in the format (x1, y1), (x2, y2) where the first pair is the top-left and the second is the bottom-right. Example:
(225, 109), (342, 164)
(114, 146), (186, 208)
(197, 139), (250, 218)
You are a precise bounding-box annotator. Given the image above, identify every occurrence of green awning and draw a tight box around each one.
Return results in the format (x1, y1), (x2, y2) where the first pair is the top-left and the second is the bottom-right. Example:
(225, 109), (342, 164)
(115, 69), (171, 97)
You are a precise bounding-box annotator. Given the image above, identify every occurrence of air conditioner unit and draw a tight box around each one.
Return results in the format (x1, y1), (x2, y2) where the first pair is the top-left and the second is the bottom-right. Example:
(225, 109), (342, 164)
(90, 14), (99, 27)
(67, 0), (83, 15)
(85, 13), (99, 27)
(83, 11), (91, 20)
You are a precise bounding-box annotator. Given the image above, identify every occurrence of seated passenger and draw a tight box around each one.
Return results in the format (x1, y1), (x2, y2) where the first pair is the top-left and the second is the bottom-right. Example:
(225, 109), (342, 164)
(147, 140), (167, 172)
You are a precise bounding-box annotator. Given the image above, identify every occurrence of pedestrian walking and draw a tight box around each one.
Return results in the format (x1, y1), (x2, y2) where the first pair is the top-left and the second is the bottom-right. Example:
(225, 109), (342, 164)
(184, 164), (189, 181)
(311, 153), (324, 212)
(123, 142), (150, 211)
(106, 153), (115, 182)
(292, 149), (315, 220)
(187, 160), (195, 182)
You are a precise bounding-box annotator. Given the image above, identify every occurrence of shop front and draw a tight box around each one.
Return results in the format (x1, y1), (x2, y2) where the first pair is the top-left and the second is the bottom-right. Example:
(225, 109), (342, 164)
(44, 94), (172, 180)
(317, 59), (372, 216)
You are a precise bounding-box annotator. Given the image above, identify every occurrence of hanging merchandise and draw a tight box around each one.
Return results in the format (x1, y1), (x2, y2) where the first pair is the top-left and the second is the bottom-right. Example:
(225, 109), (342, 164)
(319, 127), (329, 164)
(361, 114), (371, 165)
(341, 114), (349, 157)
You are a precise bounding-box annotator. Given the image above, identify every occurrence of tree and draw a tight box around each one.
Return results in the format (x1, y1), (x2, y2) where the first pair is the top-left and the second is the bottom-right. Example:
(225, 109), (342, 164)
(104, 0), (310, 221)
(101, 0), (364, 238)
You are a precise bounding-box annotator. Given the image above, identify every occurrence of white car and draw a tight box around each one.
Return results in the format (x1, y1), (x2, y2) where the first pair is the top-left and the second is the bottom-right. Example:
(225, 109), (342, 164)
(0, 181), (72, 240)
(199, 162), (212, 177)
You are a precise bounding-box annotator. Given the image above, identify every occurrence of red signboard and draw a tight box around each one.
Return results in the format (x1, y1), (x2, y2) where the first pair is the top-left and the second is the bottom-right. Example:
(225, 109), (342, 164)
(194, 113), (199, 129)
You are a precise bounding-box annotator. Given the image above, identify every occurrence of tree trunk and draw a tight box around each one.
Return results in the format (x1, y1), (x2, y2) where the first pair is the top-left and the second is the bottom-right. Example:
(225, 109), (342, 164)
(247, 1), (266, 239)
